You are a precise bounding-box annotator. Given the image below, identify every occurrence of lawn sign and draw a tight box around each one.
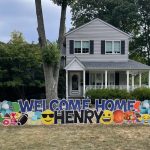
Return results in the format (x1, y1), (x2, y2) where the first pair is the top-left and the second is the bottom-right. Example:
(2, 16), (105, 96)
(0, 99), (150, 126)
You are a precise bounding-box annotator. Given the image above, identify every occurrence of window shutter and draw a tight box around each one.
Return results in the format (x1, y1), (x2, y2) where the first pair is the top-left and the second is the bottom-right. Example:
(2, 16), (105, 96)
(85, 71), (89, 85)
(69, 40), (74, 54)
(90, 40), (94, 54)
(115, 72), (119, 85)
(121, 40), (125, 54)
(101, 40), (105, 54)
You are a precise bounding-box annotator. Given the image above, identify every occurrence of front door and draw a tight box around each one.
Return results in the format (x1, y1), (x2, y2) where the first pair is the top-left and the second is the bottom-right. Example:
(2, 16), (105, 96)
(69, 72), (81, 97)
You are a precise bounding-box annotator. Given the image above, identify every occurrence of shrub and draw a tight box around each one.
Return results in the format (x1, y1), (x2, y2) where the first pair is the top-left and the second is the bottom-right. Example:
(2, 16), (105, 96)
(42, 42), (60, 65)
(131, 87), (150, 101)
(85, 89), (131, 104)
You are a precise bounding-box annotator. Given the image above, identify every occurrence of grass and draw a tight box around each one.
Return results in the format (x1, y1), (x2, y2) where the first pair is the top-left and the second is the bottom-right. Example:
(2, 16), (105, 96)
(0, 125), (150, 150)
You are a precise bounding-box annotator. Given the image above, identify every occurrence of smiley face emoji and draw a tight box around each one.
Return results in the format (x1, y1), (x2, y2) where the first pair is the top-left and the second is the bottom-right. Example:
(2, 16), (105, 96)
(141, 114), (150, 125)
(41, 110), (54, 125)
(100, 110), (113, 125)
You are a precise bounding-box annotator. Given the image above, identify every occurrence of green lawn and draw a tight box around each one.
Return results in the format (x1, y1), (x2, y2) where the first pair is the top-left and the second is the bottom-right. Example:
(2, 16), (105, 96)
(0, 125), (150, 150)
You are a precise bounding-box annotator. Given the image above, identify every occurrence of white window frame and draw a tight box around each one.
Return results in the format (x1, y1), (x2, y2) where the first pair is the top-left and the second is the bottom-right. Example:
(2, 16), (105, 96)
(74, 40), (90, 54)
(105, 40), (121, 54)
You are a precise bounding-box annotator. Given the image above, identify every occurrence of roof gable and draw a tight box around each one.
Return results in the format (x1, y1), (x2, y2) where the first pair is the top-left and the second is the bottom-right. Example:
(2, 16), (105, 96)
(65, 57), (85, 71)
(66, 18), (131, 38)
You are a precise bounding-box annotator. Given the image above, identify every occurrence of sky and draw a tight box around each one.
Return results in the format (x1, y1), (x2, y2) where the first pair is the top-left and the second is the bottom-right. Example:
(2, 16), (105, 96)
(0, 0), (72, 43)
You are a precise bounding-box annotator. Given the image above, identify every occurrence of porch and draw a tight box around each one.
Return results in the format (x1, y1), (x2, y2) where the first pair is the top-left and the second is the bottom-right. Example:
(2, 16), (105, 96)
(65, 58), (150, 99)
(85, 70), (149, 91)
(66, 70), (150, 98)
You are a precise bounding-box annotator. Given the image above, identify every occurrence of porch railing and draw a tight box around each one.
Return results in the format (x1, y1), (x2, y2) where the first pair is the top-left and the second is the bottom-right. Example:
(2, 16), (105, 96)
(85, 84), (148, 91)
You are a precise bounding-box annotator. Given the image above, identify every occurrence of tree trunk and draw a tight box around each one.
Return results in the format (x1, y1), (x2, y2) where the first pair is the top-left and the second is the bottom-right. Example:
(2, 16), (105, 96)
(35, 0), (68, 100)
(35, 0), (57, 100)
(35, 0), (47, 48)
(58, 2), (67, 49)
(54, 1), (67, 97)
(44, 63), (57, 100)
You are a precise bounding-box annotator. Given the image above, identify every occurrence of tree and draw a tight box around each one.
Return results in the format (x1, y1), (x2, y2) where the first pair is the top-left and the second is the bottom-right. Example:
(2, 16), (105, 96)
(137, 0), (150, 65)
(51, 0), (75, 99)
(9, 31), (25, 44)
(35, 0), (61, 101)
(71, 0), (150, 65)
(71, 0), (139, 34)
(35, 0), (75, 100)
(0, 31), (44, 100)
(129, 0), (150, 65)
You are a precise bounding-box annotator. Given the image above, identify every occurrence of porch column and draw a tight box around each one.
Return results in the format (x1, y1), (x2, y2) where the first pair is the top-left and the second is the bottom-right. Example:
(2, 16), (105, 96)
(132, 74), (134, 90)
(126, 70), (129, 92)
(66, 70), (68, 99)
(139, 73), (142, 87)
(83, 70), (85, 97)
(105, 70), (107, 88)
(149, 70), (150, 88)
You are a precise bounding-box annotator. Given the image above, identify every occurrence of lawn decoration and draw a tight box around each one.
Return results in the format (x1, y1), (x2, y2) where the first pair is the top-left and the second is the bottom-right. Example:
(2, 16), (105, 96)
(0, 99), (149, 126)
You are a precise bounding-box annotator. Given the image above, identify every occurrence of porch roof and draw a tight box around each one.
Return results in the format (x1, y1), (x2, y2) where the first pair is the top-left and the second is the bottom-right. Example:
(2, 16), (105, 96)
(82, 59), (150, 70)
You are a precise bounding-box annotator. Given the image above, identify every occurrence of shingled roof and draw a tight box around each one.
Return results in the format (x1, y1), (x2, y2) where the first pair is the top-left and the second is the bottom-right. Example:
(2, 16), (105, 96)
(81, 59), (150, 70)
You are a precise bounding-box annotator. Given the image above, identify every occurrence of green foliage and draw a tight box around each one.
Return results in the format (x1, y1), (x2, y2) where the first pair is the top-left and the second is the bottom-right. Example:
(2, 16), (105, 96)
(0, 31), (45, 99)
(129, 36), (147, 64)
(71, 0), (150, 66)
(131, 87), (150, 101)
(136, 0), (150, 65)
(86, 88), (150, 103)
(42, 42), (60, 65)
(52, 0), (75, 6)
(86, 89), (131, 104)
(10, 31), (25, 44)
(0, 41), (44, 87)
(71, 0), (139, 33)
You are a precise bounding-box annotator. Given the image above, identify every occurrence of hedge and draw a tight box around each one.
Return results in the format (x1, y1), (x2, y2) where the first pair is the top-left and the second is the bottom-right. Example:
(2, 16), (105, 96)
(86, 88), (150, 104)
(85, 89), (131, 104)
(130, 87), (150, 101)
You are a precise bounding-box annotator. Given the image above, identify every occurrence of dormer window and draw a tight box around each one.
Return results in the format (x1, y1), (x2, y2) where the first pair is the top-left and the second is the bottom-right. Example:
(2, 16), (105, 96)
(105, 41), (121, 54)
(74, 41), (90, 54)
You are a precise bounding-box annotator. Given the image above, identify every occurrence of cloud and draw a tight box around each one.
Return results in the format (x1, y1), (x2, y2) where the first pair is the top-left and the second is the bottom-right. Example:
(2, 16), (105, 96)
(0, 0), (72, 43)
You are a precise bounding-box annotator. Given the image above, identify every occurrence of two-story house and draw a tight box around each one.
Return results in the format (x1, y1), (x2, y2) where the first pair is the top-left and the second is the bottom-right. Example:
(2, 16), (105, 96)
(64, 18), (150, 99)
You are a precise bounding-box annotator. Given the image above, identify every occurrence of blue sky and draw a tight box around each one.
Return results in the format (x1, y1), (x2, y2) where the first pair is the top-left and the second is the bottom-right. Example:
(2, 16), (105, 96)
(0, 0), (72, 43)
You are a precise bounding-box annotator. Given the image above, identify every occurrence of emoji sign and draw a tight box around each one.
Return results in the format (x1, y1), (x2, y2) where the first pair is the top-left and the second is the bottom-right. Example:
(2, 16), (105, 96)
(100, 110), (113, 125)
(41, 109), (54, 125)
(113, 110), (124, 124)
(141, 114), (150, 125)
(1, 99), (150, 126)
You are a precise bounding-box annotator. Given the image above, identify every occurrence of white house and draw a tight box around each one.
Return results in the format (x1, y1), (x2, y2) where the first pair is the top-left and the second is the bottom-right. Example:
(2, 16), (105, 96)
(64, 18), (150, 99)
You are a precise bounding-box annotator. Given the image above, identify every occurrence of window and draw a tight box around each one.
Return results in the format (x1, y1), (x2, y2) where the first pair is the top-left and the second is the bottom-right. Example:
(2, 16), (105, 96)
(105, 41), (121, 54)
(114, 41), (121, 53)
(74, 41), (90, 53)
(82, 41), (90, 53)
(106, 41), (113, 53)
(74, 41), (81, 53)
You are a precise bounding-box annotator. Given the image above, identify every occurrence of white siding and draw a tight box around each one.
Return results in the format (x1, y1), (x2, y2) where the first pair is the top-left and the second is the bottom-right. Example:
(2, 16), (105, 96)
(66, 60), (84, 71)
(66, 19), (129, 64)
